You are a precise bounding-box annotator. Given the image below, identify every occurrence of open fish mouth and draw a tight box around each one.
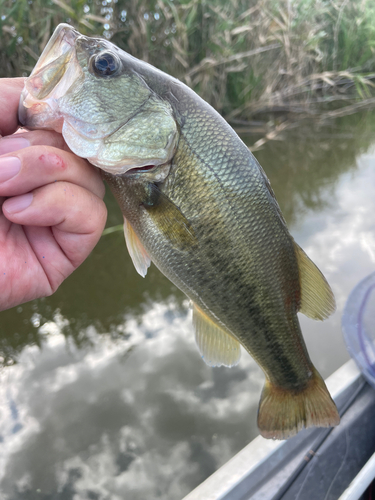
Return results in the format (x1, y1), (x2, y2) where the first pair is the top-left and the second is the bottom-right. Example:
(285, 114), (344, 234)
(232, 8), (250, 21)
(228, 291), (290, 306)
(18, 24), (179, 175)
(18, 24), (83, 131)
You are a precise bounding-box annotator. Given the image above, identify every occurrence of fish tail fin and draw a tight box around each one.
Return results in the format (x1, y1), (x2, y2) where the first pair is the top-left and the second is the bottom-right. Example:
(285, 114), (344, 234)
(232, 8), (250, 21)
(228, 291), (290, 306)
(257, 367), (340, 440)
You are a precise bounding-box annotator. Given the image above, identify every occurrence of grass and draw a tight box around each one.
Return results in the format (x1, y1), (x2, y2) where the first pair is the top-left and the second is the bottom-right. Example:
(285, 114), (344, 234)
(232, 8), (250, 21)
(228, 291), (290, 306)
(1, 0), (375, 128)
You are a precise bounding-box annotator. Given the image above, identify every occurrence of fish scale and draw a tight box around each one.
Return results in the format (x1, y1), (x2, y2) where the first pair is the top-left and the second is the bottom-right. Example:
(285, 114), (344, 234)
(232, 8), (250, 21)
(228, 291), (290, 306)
(19, 23), (339, 439)
(158, 127), (306, 381)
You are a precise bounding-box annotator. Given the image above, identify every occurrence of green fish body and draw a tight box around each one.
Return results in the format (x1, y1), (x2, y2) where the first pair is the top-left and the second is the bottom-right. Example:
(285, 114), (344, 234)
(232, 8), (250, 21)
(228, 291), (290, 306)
(19, 24), (339, 439)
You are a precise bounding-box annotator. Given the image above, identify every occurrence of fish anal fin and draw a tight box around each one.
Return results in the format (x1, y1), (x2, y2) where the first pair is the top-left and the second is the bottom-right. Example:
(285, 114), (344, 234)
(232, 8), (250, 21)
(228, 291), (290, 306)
(294, 242), (336, 320)
(123, 217), (151, 277)
(258, 367), (340, 440)
(192, 303), (241, 368)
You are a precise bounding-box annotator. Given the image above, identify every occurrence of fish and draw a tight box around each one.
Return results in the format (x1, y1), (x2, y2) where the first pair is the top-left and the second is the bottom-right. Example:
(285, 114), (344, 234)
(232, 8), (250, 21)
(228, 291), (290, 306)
(18, 24), (340, 439)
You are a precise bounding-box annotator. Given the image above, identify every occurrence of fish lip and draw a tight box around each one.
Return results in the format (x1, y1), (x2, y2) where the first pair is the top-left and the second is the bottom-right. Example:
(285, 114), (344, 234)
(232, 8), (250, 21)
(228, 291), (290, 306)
(18, 24), (81, 128)
(30, 24), (80, 77)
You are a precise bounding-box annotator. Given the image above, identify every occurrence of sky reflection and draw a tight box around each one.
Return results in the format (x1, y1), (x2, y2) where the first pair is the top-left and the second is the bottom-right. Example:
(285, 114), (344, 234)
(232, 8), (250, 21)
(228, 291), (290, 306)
(292, 147), (375, 378)
(0, 301), (262, 499)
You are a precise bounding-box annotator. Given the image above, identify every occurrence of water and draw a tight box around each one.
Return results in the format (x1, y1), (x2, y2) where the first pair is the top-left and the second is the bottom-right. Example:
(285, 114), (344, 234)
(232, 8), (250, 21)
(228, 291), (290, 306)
(1, 112), (375, 499)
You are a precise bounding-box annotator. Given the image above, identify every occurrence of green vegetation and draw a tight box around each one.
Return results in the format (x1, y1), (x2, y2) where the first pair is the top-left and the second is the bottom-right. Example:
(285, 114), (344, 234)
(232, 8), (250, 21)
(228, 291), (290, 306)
(1, 0), (375, 123)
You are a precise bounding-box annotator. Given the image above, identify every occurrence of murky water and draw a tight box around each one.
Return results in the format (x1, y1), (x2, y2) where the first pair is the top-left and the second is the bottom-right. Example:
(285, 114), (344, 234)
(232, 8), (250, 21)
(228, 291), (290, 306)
(1, 112), (375, 499)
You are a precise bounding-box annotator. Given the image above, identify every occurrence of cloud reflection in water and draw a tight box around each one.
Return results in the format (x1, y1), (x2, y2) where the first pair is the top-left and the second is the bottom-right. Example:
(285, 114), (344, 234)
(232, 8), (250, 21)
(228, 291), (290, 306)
(293, 148), (375, 377)
(0, 301), (262, 500)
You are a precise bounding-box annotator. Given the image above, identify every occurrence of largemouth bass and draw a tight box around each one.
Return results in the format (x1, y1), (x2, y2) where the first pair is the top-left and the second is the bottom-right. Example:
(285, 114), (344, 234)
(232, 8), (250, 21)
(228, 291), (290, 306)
(18, 24), (340, 439)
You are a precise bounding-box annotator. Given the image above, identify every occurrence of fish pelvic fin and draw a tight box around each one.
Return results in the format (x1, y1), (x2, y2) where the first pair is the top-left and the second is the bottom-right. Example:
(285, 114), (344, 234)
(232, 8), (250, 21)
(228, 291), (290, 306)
(192, 303), (241, 368)
(294, 242), (336, 320)
(257, 367), (340, 440)
(123, 217), (151, 277)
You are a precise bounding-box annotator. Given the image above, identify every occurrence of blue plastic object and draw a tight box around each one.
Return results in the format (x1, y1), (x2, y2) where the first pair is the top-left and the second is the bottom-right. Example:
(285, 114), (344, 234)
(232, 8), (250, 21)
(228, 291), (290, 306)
(342, 272), (375, 389)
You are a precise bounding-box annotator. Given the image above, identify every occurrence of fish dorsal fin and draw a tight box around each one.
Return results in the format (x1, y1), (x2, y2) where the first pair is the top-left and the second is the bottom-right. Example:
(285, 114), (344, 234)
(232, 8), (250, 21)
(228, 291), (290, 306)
(294, 242), (336, 320)
(192, 303), (241, 367)
(123, 217), (151, 277)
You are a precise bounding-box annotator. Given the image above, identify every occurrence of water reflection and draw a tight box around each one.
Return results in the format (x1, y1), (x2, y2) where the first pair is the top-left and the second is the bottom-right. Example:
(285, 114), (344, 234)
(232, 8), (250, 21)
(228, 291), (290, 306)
(0, 210), (185, 364)
(295, 146), (375, 377)
(0, 302), (261, 499)
(1, 112), (375, 499)
(254, 113), (375, 226)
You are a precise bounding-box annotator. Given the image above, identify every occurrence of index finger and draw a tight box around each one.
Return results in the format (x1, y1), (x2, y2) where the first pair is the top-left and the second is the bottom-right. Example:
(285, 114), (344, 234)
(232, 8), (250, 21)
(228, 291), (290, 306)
(0, 78), (26, 137)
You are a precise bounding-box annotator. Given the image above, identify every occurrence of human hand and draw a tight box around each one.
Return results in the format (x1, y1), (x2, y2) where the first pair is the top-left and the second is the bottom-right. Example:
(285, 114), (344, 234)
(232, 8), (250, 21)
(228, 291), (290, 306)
(0, 78), (107, 311)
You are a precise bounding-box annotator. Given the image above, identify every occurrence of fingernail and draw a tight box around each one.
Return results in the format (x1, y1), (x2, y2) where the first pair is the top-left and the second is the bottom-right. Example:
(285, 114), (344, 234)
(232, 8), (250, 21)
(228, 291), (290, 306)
(4, 193), (33, 214)
(0, 136), (30, 155)
(0, 157), (21, 182)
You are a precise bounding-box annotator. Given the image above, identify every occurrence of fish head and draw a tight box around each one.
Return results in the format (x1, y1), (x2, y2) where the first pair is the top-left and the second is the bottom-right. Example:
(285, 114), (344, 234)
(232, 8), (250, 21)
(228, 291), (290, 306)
(19, 24), (178, 175)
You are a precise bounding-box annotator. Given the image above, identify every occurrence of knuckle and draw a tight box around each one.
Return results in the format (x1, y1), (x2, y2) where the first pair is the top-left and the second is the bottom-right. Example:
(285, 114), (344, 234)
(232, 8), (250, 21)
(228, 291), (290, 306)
(87, 197), (107, 232)
(38, 151), (67, 171)
(24, 145), (69, 172)
(96, 175), (106, 199)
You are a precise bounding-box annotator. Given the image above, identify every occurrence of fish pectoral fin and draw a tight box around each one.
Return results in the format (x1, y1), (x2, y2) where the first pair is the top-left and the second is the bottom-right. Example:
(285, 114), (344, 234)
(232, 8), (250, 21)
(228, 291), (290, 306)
(258, 367), (340, 440)
(192, 303), (241, 367)
(144, 183), (197, 251)
(123, 217), (151, 277)
(294, 241), (336, 320)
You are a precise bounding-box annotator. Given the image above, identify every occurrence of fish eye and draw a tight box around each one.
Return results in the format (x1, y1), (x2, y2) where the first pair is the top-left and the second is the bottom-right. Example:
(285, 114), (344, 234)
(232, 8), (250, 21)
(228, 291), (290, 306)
(92, 52), (120, 76)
